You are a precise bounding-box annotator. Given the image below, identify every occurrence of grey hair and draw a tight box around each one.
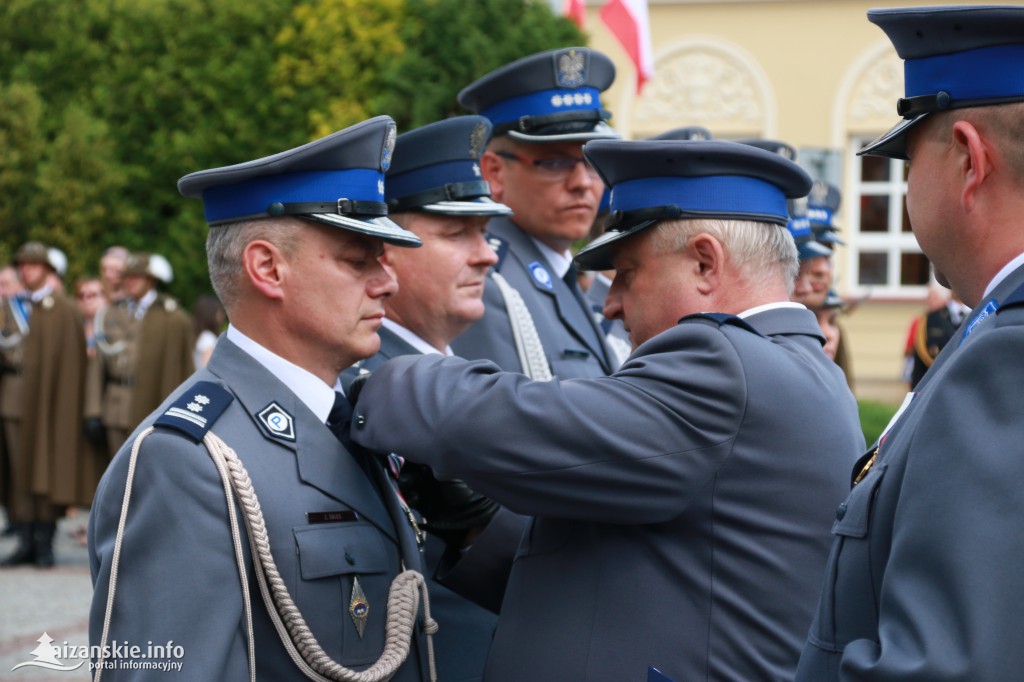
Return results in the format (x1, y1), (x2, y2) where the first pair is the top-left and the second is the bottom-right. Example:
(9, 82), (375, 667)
(648, 218), (799, 293)
(205, 217), (304, 313)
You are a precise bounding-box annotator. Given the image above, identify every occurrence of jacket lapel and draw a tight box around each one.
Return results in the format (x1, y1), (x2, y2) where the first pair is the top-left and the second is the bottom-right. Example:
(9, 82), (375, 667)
(206, 339), (396, 541)
(492, 218), (613, 372)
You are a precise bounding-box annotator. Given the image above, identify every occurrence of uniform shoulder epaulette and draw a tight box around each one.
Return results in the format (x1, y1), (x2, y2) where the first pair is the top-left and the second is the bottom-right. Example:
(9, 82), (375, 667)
(679, 312), (763, 336)
(154, 380), (234, 443)
(486, 234), (510, 271)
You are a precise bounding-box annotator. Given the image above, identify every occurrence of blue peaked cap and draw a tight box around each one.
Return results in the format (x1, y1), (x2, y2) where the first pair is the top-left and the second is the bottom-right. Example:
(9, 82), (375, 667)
(860, 5), (1024, 159)
(574, 140), (812, 271)
(458, 48), (619, 143)
(177, 116), (420, 247)
(386, 116), (511, 217)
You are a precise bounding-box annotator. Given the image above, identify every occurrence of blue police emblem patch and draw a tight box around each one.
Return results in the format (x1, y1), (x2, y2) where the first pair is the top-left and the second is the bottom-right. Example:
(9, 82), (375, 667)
(155, 381), (234, 443)
(528, 261), (554, 290)
(257, 402), (296, 442)
(555, 48), (587, 88)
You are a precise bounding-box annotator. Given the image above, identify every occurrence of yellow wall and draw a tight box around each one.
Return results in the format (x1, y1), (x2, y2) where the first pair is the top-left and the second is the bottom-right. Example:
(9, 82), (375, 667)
(581, 0), (991, 403)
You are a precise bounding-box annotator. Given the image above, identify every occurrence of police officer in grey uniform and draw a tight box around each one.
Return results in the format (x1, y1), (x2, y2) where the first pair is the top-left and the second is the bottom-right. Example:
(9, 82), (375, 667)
(796, 6), (1024, 680)
(352, 115), (523, 682)
(88, 117), (435, 680)
(349, 139), (864, 681)
(451, 47), (619, 379)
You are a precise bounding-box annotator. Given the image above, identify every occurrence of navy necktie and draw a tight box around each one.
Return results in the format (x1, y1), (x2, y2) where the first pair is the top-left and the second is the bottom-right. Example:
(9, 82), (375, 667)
(326, 392), (374, 480)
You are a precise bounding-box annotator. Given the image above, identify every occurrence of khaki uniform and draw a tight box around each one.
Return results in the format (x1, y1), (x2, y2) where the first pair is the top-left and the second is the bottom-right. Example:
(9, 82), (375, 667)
(0, 292), (89, 518)
(93, 294), (194, 456)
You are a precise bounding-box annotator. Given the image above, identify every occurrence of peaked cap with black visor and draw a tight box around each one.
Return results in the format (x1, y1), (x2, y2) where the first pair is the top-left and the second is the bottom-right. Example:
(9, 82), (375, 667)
(386, 116), (512, 216)
(573, 140), (813, 271)
(177, 116), (421, 247)
(860, 5), (1024, 160)
(458, 47), (619, 143)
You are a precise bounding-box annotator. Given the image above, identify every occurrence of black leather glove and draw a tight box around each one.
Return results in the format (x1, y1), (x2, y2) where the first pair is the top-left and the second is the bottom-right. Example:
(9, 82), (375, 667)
(398, 462), (500, 548)
(346, 373), (369, 407)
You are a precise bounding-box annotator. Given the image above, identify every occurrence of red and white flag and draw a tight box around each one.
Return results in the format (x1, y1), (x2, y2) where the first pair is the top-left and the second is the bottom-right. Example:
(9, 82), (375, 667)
(564, 0), (586, 27)
(599, 0), (654, 93)
(551, 0), (586, 28)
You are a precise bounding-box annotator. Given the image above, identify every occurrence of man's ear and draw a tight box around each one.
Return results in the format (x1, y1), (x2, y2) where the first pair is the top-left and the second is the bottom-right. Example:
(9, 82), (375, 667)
(480, 150), (507, 201)
(242, 240), (287, 301)
(952, 119), (993, 212)
(689, 233), (725, 295)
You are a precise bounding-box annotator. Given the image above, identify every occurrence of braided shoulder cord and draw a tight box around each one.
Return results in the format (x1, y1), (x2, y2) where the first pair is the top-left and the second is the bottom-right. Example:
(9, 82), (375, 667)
(492, 272), (553, 381)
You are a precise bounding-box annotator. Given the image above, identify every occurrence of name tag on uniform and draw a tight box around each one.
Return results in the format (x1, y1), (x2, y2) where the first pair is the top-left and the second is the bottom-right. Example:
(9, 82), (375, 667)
(306, 510), (359, 524)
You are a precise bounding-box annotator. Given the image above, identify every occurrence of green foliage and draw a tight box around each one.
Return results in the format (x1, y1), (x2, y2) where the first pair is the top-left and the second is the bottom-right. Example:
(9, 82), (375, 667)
(858, 399), (899, 446)
(0, 82), (46, 263)
(274, 0), (407, 136)
(0, 0), (585, 305)
(375, 0), (587, 132)
(34, 105), (135, 286)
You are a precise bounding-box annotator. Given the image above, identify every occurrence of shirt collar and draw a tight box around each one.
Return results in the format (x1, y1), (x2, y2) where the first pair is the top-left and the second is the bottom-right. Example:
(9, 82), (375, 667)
(983, 251), (1024, 300)
(133, 288), (159, 319)
(737, 301), (806, 319)
(530, 237), (572, 279)
(381, 319), (451, 356)
(28, 283), (54, 303)
(226, 324), (338, 423)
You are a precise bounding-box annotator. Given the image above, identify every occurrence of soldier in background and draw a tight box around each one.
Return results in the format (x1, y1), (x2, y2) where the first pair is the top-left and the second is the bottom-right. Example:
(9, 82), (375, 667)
(92, 252), (193, 455)
(0, 242), (88, 567)
(905, 288), (969, 389)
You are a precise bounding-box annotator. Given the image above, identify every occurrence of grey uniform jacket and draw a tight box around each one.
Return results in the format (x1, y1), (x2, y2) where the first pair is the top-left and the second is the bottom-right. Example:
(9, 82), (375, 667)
(88, 337), (429, 681)
(451, 217), (616, 378)
(353, 307), (864, 681)
(796, 263), (1024, 681)
(350, 326), (508, 682)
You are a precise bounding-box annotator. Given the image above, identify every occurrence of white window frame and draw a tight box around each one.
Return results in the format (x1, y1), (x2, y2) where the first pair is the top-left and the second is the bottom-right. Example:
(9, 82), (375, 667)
(845, 135), (929, 299)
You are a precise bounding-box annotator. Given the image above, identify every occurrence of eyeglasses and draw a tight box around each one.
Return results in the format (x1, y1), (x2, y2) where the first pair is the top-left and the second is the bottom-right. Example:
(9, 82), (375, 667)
(495, 150), (599, 181)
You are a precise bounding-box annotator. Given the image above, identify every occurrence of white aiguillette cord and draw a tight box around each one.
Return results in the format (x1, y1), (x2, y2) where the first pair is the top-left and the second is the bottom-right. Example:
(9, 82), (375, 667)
(492, 271), (553, 381)
(96, 426), (437, 682)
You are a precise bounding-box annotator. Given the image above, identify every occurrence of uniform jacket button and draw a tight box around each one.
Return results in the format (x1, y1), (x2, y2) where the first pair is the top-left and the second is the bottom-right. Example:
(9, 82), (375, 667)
(835, 502), (848, 521)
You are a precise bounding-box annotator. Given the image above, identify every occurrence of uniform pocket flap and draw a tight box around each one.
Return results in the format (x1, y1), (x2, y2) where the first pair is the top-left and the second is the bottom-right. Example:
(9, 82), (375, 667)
(294, 523), (389, 580)
(832, 462), (887, 538)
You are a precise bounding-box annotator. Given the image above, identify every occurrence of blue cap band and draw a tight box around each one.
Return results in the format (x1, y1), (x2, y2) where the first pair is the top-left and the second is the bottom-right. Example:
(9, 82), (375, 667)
(610, 176), (789, 222)
(481, 87), (601, 125)
(905, 43), (1024, 100)
(202, 168), (384, 223)
(807, 207), (834, 226)
(788, 215), (812, 240)
(386, 160), (482, 202)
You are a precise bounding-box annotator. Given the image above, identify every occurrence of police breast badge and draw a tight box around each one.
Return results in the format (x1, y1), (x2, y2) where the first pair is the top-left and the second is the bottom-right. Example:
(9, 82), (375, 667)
(350, 576), (369, 639)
